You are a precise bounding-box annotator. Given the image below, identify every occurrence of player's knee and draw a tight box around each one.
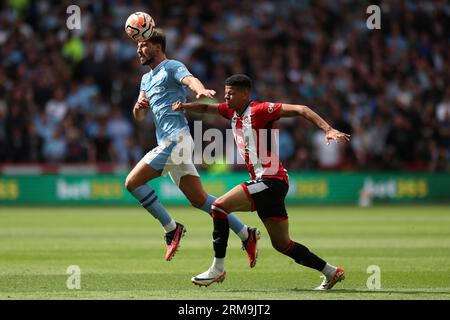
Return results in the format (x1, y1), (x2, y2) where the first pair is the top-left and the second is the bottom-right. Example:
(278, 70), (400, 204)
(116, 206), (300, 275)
(124, 176), (137, 192)
(272, 242), (285, 253)
(185, 193), (207, 208)
(189, 198), (204, 209)
(271, 239), (291, 253)
(213, 196), (226, 208)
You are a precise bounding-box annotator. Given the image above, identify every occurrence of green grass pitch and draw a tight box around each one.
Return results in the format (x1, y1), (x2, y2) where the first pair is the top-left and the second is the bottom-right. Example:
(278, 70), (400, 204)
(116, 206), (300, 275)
(0, 205), (449, 300)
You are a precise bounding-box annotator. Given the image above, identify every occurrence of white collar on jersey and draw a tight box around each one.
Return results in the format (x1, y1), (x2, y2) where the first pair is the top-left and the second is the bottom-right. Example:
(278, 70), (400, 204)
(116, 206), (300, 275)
(151, 59), (168, 74)
(236, 101), (252, 117)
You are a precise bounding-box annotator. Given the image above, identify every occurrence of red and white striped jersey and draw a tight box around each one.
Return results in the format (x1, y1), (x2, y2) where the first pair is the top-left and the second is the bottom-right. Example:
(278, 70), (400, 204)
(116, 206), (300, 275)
(218, 101), (289, 183)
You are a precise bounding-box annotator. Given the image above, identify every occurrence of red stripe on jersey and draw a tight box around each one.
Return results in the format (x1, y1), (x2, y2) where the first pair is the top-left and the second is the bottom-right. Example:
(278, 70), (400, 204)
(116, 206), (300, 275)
(248, 102), (288, 183)
(227, 101), (289, 183)
(235, 113), (256, 179)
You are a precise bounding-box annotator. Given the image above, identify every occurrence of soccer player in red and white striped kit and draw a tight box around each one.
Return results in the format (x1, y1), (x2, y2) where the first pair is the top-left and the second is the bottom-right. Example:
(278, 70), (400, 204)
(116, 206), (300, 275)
(172, 74), (350, 290)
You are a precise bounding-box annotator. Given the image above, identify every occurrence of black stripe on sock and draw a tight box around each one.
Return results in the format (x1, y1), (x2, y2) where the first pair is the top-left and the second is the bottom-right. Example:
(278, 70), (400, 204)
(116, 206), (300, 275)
(139, 190), (155, 204)
(143, 195), (158, 209)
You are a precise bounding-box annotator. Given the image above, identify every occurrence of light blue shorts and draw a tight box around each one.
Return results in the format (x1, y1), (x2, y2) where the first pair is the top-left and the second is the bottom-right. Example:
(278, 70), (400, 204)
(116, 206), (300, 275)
(142, 130), (199, 186)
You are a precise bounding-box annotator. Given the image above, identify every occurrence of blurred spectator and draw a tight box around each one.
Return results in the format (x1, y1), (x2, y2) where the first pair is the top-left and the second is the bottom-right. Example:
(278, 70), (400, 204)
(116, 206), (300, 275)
(89, 122), (115, 163)
(290, 147), (315, 171)
(7, 127), (27, 162)
(351, 124), (372, 170)
(436, 88), (450, 123)
(42, 127), (67, 164)
(312, 129), (344, 170)
(126, 136), (144, 166)
(106, 107), (133, 164)
(385, 113), (416, 164)
(0, 103), (7, 161)
(45, 87), (68, 123)
(0, 0), (448, 172)
(65, 126), (88, 163)
(26, 122), (44, 163)
(277, 123), (295, 161)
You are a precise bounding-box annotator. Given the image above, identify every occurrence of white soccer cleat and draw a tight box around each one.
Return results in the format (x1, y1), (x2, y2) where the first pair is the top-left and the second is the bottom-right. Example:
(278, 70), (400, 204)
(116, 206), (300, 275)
(314, 267), (345, 291)
(191, 268), (226, 287)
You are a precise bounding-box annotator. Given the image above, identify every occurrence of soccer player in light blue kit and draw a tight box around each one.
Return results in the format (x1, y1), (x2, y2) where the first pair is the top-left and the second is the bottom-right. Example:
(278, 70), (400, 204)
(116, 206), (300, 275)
(125, 28), (260, 264)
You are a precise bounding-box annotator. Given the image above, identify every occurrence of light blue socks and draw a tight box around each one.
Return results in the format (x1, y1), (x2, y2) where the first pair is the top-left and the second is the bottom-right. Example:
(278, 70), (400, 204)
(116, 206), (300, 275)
(131, 185), (175, 232)
(131, 186), (249, 240)
(201, 194), (248, 240)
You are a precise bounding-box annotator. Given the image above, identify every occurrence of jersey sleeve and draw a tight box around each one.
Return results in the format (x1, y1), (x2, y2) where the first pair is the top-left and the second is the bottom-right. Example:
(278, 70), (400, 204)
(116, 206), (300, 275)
(217, 103), (234, 120)
(140, 73), (149, 91)
(255, 102), (282, 124)
(170, 60), (193, 84)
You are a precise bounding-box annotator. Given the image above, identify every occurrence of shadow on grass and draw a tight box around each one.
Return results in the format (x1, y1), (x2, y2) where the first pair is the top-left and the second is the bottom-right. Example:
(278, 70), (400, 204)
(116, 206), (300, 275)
(221, 288), (450, 295)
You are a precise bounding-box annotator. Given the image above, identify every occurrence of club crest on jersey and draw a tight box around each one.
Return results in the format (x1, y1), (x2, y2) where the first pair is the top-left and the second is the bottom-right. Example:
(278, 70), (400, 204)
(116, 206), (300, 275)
(243, 116), (251, 124)
(268, 103), (274, 113)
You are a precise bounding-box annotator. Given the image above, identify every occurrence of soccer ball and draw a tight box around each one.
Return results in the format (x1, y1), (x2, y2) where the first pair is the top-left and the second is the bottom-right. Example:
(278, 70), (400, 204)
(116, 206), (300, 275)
(124, 12), (156, 42)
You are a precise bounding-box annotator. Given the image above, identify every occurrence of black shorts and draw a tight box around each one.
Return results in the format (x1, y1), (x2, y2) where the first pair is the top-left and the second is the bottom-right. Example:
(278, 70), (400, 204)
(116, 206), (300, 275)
(241, 178), (289, 220)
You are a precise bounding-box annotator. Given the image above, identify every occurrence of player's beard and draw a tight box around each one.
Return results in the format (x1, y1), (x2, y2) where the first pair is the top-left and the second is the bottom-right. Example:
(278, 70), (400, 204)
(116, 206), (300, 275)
(141, 56), (154, 65)
(226, 100), (236, 109)
(140, 50), (155, 66)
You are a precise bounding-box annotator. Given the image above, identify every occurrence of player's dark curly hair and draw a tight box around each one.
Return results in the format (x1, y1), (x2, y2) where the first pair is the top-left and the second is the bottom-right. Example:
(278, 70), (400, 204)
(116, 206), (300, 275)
(225, 74), (252, 90)
(148, 28), (166, 53)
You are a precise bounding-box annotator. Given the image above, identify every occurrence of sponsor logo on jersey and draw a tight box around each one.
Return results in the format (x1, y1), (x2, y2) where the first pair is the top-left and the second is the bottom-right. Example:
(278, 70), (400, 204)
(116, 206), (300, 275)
(152, 86), (165, 93)
(268, 103), (274, 113)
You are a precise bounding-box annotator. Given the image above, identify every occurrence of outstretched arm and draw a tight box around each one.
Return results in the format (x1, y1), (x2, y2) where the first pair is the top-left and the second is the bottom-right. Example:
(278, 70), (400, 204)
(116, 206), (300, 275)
(172, 101), (219, 114)
(280, 104), (350, 145)
(181, 76), (216, 99)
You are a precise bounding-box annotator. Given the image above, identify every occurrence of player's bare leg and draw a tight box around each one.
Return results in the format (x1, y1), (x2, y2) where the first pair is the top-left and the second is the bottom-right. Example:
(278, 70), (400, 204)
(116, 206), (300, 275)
(192, 184), (259, 286)
(125, 161), (185, 261)
(216, 183), (254, 212)
(178, 174), (208, 208)
(216, 184), (261, 267)
(261, 219), (291, 252)
(125, 160), (160, 190)
(179, 175), (259, 265)
(262, 218), (345, 290)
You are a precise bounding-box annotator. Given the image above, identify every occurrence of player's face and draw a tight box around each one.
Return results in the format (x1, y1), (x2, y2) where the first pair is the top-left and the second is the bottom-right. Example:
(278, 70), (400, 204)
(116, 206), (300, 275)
(137, 40), (156, 65)
(224, 86), (249, 111)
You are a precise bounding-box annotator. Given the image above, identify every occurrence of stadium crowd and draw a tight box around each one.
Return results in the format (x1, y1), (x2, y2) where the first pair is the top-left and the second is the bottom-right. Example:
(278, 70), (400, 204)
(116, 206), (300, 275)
(0, 0), (449, 172)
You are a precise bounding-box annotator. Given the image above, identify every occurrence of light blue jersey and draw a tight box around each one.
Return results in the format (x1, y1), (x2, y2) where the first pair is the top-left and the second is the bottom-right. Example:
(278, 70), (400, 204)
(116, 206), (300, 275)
(140, 59), (192, 143)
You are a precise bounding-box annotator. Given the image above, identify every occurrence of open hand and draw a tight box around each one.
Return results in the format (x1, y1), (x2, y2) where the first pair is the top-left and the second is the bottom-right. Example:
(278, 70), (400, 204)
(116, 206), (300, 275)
(196, 89), (216, 99)
(325, 128), (351, 145)
(172, 101), (184, 111)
